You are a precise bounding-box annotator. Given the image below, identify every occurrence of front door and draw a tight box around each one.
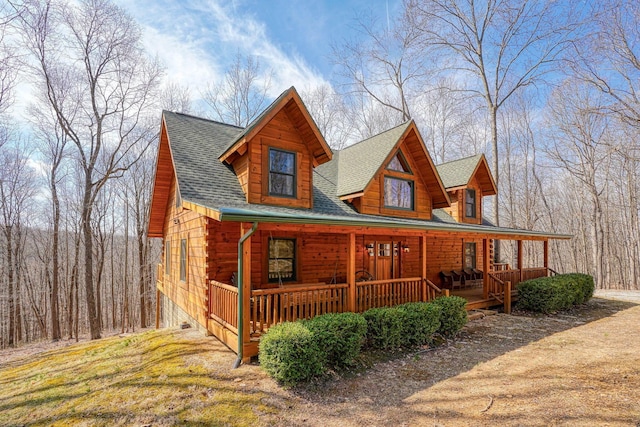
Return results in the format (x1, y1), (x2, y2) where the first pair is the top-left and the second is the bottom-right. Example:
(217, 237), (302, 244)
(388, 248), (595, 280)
(367, 241), (400, 280)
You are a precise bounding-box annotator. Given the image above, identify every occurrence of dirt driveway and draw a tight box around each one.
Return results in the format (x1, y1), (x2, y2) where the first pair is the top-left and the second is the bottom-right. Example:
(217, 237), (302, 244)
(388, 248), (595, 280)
(267, 293), (640, 426)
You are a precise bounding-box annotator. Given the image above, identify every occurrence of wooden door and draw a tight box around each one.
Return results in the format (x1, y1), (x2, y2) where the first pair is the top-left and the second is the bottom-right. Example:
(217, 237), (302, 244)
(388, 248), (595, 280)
(366, 240), (400, 280)
(376, 242), (393, 280)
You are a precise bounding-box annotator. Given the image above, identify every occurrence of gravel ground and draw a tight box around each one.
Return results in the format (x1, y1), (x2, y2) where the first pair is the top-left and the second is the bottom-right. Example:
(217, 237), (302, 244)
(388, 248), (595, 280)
(274, 294), (640, 426)
(2, 292), (640, 426)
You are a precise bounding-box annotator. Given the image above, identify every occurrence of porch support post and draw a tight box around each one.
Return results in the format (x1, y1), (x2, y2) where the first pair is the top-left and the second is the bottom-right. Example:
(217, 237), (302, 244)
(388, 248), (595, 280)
(420, 233), (427, 301)
(347, 232), (356, 312)
(233, 222), (257, 368)
(543, 239), (549, 272)
(483, 238), (490, 299)
(155, 289), (161, 329)
(505, 281), (512, 314)
(517, 239), (523, 284)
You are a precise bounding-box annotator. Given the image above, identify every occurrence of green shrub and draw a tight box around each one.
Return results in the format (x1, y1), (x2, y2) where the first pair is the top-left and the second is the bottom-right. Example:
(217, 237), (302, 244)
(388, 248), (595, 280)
(362, 307), (405, 349)
(258, 322), (324, 386)
(431, 296), (468, 337)
(304, 312), (368, 368)
(517, 273), (595, 313)
(396, 302), (442, 346)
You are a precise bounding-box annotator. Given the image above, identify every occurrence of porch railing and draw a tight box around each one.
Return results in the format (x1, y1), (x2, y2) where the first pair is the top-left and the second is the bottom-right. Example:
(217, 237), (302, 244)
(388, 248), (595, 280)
(487, 272), (512, 314)
(250, 284), (349, 334)
(356, 277), (423, 312)
(209, 280), (239, 333)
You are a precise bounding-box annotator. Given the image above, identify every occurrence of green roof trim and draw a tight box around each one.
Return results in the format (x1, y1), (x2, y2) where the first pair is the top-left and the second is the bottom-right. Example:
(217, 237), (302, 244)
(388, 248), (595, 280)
(211, 206), (571, 240)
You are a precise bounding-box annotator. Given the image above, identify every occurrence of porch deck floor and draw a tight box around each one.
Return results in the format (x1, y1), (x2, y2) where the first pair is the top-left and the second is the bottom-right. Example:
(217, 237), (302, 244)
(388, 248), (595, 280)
(450, 286), (485, 302)
(451, 286), (518, 311)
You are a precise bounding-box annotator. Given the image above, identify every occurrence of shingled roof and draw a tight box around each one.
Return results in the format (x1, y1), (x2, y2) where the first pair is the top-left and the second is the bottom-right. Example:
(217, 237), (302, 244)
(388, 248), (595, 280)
(336, 121), (412, 197)
(149, 103), (567, 240)
(436, 154), (497, 196)
(436, 154), (482, 188)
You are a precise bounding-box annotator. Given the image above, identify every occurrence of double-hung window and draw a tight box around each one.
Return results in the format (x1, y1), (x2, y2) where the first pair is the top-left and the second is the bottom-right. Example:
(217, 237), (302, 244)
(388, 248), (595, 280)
(179, 238), (187, 282)
(465, 242), (477, 269)
(165, 240), (171, 275)
(268, 238), (296, 283)
(269, 148), (296, 197)
(465, 189), (476, 218)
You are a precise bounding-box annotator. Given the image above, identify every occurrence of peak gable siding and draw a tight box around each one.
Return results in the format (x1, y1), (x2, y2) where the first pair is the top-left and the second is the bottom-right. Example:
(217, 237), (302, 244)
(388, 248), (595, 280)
(235, 109), (313, 209)
(358, 139), (433, 220)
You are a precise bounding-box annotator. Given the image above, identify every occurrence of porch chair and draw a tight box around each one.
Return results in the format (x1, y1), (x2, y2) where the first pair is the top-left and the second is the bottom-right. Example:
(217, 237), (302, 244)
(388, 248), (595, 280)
(439, 270), (460, 290)
(451, 270), (466, 289)
(464, 268), (481, 288)
(473, 268), (484, 284)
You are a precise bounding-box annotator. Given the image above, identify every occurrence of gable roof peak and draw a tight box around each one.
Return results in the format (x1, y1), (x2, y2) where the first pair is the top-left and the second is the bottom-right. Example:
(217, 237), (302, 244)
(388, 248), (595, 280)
(435, 153), (497, 195)
(340, 120), (413, 153)
(162, 110), (245, 130)
(218, 86), (332, 165)
(437, 153), (483, 167)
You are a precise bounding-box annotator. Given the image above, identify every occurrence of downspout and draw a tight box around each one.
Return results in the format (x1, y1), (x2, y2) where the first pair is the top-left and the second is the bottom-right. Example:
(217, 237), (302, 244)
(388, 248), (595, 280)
(233, 222), (258, 369)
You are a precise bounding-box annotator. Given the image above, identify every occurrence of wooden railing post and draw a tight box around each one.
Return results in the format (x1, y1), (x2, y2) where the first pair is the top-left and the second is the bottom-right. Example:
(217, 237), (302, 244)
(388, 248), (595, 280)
(483, 239), (490, 299)
(347, 232), (356, 312)
(505, 281), (512, 314)
(517, 240), (523, 285)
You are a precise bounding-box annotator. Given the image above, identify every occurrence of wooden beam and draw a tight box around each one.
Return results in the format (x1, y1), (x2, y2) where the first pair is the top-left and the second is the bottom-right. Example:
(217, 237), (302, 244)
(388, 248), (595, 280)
(241, 223), (252, 361)
(543, 239), (549, 270)
(420, 233), (427, 301)
(517, 239), (523, 284)
(155, 289), (161, 329)
(504, 281), (512, 314)
(347, 232), (356, 312)
(483, 238), (490, 299)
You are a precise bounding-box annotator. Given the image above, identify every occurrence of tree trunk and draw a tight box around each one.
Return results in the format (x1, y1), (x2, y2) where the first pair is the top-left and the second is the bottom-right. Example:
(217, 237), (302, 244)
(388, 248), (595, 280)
(6, 226), (15, 347)
(82, 182), (100, 339)
(51, 174), (61, 341)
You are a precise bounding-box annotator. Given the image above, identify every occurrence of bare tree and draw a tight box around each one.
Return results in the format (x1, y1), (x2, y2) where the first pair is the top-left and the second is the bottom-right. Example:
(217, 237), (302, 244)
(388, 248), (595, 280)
(544, 80), (615, 287)
(19, 0), (162, 339)
(161, 81), (192, 114)
(202, 53), (272, 127)
(405, 0), (581, 229)
(332, 10), (430, 124)
(301, 84), (355, 149)
(0, 139), (37, 347)
(571, 0), (640, 132)
(29, 105), (68, 341)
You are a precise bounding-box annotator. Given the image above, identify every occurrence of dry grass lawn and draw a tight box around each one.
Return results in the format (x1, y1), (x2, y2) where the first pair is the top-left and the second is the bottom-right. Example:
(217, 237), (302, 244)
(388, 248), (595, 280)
(1, 294), (639, 426)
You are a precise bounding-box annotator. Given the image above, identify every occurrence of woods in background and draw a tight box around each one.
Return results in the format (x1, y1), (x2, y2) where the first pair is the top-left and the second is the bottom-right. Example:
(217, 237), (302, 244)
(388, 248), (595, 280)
(1, 0), (639, 348)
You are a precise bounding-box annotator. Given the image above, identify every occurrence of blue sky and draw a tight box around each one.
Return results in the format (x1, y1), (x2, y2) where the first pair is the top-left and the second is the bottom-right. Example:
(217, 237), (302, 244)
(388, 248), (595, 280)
(116, 0), (401, 101)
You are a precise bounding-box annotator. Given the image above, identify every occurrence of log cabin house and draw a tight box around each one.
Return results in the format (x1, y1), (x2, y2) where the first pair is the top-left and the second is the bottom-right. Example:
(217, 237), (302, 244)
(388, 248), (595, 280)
(148, 86), (570, 361)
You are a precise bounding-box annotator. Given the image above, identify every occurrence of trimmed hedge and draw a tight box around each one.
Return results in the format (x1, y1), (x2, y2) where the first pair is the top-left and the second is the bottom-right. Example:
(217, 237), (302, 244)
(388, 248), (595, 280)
(362, 307), (405, 349)
(431, 296), (468, 337)
(258, 322), (324, 386)
(303, 312), (368, 368)
(396, 302), (442, 346)
(517, 273), (594, 313)
(363, 302), (442, 349)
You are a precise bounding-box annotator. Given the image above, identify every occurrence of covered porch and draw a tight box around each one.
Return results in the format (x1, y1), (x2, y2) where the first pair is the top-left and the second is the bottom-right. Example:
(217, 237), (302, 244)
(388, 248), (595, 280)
(195, 221), (560, 359)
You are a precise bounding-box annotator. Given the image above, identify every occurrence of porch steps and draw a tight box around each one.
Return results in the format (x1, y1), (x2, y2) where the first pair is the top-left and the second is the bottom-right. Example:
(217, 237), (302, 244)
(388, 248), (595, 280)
(467, 309), (497, 321)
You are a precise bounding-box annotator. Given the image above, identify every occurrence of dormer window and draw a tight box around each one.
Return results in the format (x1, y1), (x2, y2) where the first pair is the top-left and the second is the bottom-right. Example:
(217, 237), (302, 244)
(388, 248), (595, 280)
(465, 189), (476, 218)
(384, 177), (414, 210)
(387, 151), (411, 173)
(269, 148), (296, 197)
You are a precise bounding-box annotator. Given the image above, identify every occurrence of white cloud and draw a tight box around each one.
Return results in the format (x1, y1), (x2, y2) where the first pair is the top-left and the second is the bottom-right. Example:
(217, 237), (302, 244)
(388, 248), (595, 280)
(118, 0), (329, 100)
